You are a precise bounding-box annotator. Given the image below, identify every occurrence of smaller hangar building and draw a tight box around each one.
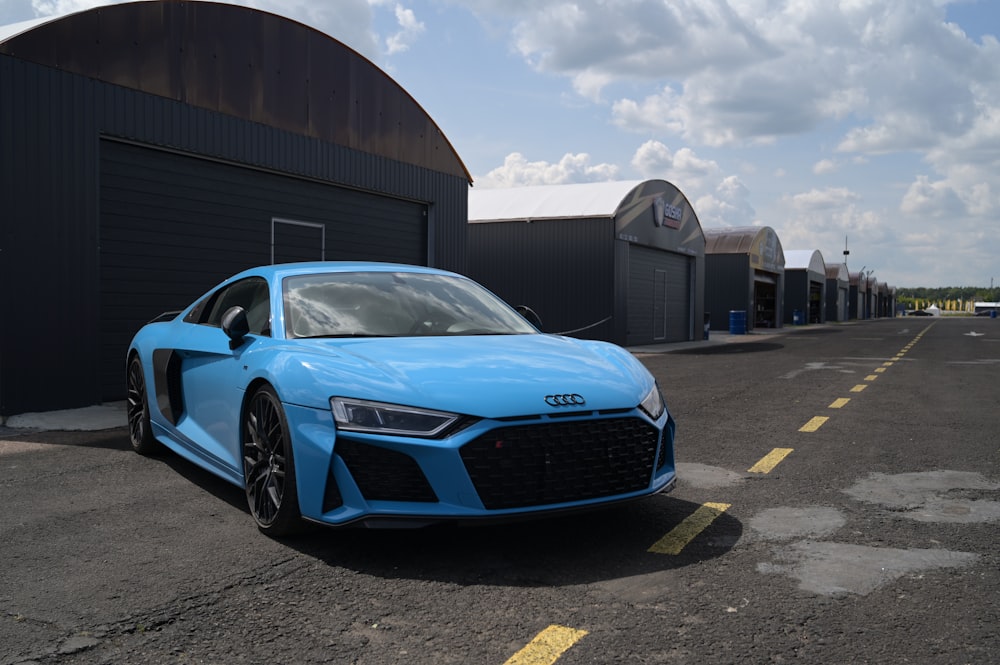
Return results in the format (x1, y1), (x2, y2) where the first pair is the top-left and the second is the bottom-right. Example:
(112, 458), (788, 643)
(468, 180), (706, 347)
(704, 226), (785, 331)
(783, 250), (827, 325)
(825, 263), (850, 322)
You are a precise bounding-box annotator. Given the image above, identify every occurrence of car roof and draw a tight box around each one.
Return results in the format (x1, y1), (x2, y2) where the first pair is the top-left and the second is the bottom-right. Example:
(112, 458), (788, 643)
(232, 261), (458, 282)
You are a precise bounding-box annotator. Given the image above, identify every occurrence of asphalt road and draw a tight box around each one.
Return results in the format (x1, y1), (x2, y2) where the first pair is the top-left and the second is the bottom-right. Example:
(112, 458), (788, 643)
(2, 317), (998, 664)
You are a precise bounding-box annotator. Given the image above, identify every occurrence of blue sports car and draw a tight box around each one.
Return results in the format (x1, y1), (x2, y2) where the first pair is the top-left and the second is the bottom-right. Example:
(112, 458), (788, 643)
(126, 262), (676, 535)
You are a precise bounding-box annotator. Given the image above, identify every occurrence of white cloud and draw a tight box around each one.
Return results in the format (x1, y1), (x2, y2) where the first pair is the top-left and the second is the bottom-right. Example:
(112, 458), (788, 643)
(899, 175), (966, 218)
(480, 0), (1000, 180)
(385, 3), (425, 55)
(630, 140), (723, 192)
(475, 152), (619, 188)
(508, 0), (777, 102)
(695, 175), (756, 228)
(813, 159), (837, 175)
(786, 187), (862, 211)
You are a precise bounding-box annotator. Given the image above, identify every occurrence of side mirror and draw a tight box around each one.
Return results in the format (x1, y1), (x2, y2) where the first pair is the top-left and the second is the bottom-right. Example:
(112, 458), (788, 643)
(221, 306), (250, 349)
(515, 305), (543, 330)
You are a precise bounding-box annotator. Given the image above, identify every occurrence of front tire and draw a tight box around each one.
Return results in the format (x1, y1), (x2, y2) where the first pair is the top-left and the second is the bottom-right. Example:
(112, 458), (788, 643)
(242, 385), (301, 536)
(126, 355), (160, 455)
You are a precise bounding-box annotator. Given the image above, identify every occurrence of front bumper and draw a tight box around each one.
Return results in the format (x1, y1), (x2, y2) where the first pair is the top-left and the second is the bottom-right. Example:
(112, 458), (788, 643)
(284, 403), (676, 527)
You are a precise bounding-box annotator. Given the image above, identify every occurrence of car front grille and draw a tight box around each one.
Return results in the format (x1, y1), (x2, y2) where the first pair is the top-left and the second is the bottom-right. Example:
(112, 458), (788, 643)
(459, 417), (661, 510)
(336, 440), (438, 503)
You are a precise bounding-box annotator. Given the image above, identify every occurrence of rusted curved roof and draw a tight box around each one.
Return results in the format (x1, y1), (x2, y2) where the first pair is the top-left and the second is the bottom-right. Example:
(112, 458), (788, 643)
(704, 226), (770, 253)
(704, 225), (784, 272)
(0, 1), (471, 182)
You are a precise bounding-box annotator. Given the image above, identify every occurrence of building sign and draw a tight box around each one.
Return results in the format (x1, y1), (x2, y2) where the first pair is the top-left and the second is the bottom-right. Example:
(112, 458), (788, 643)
(614, 180), (702, 254)
(748, 227), (784, 273)
(653, 197), (683, 229)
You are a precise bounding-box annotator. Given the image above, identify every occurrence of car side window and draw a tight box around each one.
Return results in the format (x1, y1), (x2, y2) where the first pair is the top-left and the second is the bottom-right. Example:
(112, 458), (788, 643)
(202, 277), (271, 336)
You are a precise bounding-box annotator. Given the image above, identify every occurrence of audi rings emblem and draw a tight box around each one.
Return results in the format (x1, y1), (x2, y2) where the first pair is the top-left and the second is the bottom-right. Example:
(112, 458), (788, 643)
(544, 393), (586, 407)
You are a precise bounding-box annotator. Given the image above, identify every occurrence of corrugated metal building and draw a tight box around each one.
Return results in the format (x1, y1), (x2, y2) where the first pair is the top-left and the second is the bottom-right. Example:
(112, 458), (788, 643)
(783, 249), (827, 325)
(468, 180), (706, 347)
(704, 226), (785, 331)
(848, 272), (868, 319)
(0, 1), (472, 416)
(874, 282), (897, 318)
(825, 263), (850, 322)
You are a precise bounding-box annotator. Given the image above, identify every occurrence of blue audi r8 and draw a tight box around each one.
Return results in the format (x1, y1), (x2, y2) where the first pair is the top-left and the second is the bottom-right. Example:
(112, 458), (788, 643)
(126, 262), (676, 535)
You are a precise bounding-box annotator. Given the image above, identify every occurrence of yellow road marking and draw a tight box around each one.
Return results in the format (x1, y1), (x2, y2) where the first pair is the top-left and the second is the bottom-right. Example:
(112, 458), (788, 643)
(829, 398), (850, 409)
(864, 374), (878, 381)
(882, 361), (894, 367)
(748, 448), (793, 473)
(799, 416), (829, 432)
(648, 502), (731, 555)
(874, 367), (886, 373)
(504, 625), (589, 665)
(850, 384), (868, 392)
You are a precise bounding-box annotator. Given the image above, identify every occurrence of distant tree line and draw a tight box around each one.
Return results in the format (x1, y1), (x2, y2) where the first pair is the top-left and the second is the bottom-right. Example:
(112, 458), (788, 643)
(896, 286), (1000, 310)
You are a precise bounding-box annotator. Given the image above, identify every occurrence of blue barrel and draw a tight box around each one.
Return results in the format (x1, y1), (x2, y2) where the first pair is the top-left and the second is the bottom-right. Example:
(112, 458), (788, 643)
(729, 310), (747, 335)
(793, 309), (803, 325)
(992, 310), (997, 319)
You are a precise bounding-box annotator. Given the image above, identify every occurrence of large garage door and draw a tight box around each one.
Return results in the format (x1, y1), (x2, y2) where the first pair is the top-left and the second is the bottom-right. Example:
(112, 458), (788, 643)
(626, 245), (692, 345)
(99, 140), (428, 400)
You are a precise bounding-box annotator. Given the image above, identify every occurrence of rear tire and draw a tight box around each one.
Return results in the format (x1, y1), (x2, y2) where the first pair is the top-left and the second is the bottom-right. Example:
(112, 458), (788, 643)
(242, 385), (302, 536)
(126, 356), (160, 455)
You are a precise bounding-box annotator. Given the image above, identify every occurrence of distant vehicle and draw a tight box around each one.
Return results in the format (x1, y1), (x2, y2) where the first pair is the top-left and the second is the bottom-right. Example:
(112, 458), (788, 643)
(911, 310), (933, 316)
(974, 309), (997, 317)
(126, 262), (677, 535)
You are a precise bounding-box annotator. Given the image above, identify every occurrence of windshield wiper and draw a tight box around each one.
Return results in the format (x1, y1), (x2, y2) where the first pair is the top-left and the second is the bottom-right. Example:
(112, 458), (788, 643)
(295, 333), (401, 339)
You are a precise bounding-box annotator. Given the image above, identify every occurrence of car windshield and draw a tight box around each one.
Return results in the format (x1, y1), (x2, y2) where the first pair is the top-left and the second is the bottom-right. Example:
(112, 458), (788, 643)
(283, 271), (538, 339)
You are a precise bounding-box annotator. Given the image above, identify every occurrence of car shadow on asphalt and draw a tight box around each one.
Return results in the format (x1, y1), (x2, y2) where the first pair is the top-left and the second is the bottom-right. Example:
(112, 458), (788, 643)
(135, 439), (744, 586)
(30, 427), (744, 586)
(0, 427), (135, 450)
(672, 341), (784, 355)
(282, 495), (743, 587)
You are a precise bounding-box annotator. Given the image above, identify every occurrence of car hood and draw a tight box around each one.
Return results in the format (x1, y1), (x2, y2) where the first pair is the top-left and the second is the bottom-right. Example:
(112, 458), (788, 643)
(275, 334), (654, 418)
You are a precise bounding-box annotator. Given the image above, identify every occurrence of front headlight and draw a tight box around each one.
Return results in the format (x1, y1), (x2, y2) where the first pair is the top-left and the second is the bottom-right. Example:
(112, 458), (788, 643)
(638, 385), (665, 420)
(330, 397), (459, 437)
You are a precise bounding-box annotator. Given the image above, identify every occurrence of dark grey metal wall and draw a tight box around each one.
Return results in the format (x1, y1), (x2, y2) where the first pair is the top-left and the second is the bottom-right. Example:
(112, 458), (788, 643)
(467, 218), (615, 339)
(98, 139), (428, 400)
(784, 271), (825, 324)
(704, 254), (752, 331)
(0, 55), (469, 415)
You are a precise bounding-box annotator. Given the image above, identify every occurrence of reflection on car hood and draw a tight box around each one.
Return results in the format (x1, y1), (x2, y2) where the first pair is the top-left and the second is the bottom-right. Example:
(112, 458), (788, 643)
(281, 334), (653, 418)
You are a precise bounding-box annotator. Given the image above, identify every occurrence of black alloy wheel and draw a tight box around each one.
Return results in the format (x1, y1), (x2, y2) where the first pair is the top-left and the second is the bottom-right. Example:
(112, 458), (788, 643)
(242, 385), (301, 536)
(126, 356), (160, 455)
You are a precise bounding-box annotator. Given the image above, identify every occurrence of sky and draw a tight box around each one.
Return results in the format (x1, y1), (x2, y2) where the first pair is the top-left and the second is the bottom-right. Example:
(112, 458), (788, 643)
(2, 0), (999, 288)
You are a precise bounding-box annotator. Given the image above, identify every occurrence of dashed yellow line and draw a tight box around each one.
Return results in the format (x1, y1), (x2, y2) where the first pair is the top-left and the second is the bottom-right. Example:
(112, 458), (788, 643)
(829, 398), (850, 409)
(864, 374), (879, 382)
(504, 625), (589, 665)
(874, 367), (886, 373)
(850, 384), (868, 393)
(748, 448), (793, 473)
(799, 416), (829, 432)
(648, 502), (731, 555)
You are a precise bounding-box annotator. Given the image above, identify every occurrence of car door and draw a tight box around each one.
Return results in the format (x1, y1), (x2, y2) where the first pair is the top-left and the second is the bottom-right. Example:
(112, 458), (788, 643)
(171, 277), (272, 479)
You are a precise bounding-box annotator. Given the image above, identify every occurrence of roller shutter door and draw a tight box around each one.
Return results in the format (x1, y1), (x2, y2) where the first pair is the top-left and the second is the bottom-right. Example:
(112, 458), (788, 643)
(627, 245), (692, 345)
(99, 141), (427, 400)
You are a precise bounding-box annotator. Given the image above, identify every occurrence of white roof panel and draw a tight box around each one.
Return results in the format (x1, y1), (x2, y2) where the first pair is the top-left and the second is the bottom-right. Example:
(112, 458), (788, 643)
(0, 16), (56, 43)
(469, 180), (644, 222)
(784, 249), (826, 273)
